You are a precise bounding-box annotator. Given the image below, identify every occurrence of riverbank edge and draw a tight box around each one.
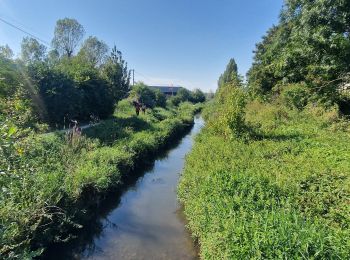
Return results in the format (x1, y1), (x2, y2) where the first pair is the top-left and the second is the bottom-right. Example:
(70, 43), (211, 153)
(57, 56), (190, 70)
(34, 105), (202, 258)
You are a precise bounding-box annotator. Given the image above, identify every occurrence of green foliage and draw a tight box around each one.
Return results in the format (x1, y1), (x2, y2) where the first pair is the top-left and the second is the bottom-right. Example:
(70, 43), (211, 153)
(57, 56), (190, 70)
(0, 44), (14, 59)
(168, 87), (205, 106)
(52, 18), (85, 57)
(1, 18), (131, 127)
(0, 99), (198, 259)
(154, 88), (167, 108)
(77, 36), (108, 67)
(130, 82), (156, 108)
(190, 88), (206, 103)
(167, 95), (182, 106)
(0, 55), (20, 98)
(208, 82), (247, 139)
(179, 100), (350, 259)
(279, 83), (310, 110)
(176, 87), (191, 101)
(218, 58), (238, 88)
(101, 46), (131, 102)
(20, 37), (47, 64)
(129, 83), (167, 108)
(248, 0), (350, 107)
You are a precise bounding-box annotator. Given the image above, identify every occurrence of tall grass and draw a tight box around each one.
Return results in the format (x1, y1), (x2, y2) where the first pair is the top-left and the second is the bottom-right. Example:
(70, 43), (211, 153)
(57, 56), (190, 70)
(178, 84), (350, 259)
(0, 100), (200, 259)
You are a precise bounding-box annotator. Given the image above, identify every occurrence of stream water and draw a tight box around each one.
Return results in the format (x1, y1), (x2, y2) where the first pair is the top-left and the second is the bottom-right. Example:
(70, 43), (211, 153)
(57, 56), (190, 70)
(47, 115), (204, 260)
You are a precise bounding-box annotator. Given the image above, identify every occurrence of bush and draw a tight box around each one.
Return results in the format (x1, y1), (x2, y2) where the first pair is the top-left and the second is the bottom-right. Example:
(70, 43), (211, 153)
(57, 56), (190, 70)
(178, 99), (350, 259)
(154, 89), (166, 108)
(0, 98), (198, 258)
(179, 94), (350, 259)
(190, 88), (206, 103)
(129, 82), (156, 108)
(208, 83), (247, 138)
(280, 83), (310, 110)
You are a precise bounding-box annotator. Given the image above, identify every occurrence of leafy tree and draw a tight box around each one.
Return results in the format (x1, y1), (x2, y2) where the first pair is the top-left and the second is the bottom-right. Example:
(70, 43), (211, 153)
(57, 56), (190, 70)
(130, 82), (156, 108)
(177, 87), (191, 102)
(78, 36), (109, 66)
(20, 37), (47, 63)
(0, 44), (14, 59)
(0, 55), (20, 97)
(0, 18), (132, 127)
(57, 56), (114, 120)
(47, 49), (60, 66)
(24, 62), (81, 124)
(248, 0), (350, 107)
(218, 58), (239, 88)
(52, 18), (85, 57)
(101, 46), (131, 102)
(168, 95), (182, 106)
(154, 88), (166, 107)
(190, 88), (206, 103)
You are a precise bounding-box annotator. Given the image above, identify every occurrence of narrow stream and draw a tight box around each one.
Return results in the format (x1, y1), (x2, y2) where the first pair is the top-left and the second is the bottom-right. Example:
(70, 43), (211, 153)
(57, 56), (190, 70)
(50, 115), (204, 260)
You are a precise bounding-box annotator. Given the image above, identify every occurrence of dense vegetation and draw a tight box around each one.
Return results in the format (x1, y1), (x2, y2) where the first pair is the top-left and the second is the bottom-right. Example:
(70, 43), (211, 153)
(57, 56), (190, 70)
(0, 17), (205, 259)
(1, 20), (130, 128)
(179, 1), (350, 258)
(1, 99), (201, 258)
(247, 0), (350, 110)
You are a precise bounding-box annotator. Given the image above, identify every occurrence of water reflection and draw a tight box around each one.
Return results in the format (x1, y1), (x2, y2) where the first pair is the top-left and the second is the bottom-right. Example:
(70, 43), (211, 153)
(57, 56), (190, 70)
(45, 115), (204, 260)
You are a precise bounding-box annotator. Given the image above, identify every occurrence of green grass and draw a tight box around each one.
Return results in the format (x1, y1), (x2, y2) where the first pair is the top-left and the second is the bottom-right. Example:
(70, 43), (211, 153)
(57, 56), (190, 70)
(178, 100), (350, 259)
(0, 100), (200, 259)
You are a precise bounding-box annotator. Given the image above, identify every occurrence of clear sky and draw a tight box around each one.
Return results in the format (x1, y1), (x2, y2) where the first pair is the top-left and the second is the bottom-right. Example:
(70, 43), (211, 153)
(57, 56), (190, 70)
(0, 0), (283, 92)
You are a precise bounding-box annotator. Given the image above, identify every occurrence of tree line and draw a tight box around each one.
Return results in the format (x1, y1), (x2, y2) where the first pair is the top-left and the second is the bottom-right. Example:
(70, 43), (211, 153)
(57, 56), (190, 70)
(0, 18), (130, 128)
(246, 0), (350, 111)
(0, 17), (207, 129)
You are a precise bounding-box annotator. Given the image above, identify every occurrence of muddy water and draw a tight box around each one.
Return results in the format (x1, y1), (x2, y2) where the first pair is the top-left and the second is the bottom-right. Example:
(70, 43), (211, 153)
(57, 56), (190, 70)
(70, 115), (204, 260)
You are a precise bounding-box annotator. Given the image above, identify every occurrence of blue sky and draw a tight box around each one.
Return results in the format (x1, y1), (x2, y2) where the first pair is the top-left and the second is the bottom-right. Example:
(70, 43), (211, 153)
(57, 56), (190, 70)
(0, 0), (283, 92)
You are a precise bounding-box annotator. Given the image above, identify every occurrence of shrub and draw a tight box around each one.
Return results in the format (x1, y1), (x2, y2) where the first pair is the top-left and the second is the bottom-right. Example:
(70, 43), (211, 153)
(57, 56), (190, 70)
(129, 82), (156, 108)
(280, 83), (310, 110)
(154, 89), (166, 108)
(208, 83), (247, 138)
(179, 93), (350, 259)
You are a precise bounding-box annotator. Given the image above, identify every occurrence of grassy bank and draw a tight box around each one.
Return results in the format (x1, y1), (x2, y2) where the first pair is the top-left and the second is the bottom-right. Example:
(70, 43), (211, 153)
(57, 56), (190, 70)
(1, 100), (201, 259)
(178, 88), (350, 258)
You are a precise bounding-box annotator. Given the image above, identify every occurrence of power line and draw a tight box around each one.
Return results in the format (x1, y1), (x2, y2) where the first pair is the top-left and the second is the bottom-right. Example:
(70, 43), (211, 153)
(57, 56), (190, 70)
(134, 70), (163, 85)
(0, 16), (50, 46)
(0, 14), (48, 41)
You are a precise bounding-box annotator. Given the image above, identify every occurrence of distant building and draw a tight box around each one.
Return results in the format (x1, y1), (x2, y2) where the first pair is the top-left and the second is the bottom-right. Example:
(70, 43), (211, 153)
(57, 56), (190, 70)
(149, 86), (181, 96)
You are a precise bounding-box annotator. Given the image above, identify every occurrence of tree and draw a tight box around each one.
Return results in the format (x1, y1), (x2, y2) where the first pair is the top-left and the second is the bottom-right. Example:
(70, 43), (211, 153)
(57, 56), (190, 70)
(130, 82), (156, 108)
(190, 88), (206, 103)
(47, 49), (60, 66)
(0, 44), (14, 59)
(177, 88), (191, 102)
(248, 0), (350, 106)
(52, 18), (85, 57)
(168, 87), (192, 106)
(101, 46), (131, 102)
(154, 88), (166, 107)
(78, 36), (109, 66)
(218, 58), (238, 88)
(20, 37), (47, 63)
(0, 54), (20, 97)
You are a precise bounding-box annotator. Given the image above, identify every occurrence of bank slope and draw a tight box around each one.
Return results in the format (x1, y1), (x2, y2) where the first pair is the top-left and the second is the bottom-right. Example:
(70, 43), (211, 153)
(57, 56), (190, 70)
(179, 96), (350, 259)
(1, 101), (201, 259)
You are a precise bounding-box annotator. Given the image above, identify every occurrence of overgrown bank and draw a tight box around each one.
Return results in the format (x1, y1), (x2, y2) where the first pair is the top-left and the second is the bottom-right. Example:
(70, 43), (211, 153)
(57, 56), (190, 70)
(179, 1), (350, 258)
(1, 100), (201, 259)
(178, 84), (350, 259)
